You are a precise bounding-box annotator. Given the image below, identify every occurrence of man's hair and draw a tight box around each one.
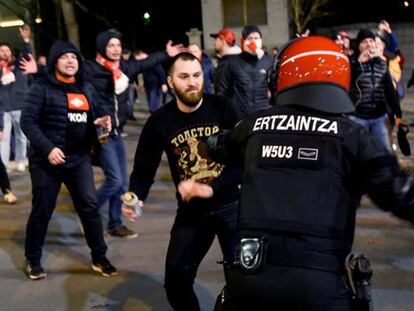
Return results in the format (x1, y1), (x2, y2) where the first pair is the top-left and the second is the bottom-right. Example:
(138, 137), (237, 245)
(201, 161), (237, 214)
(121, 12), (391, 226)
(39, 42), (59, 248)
(0, 42), (12, 50)
(168, 52), (201, 76)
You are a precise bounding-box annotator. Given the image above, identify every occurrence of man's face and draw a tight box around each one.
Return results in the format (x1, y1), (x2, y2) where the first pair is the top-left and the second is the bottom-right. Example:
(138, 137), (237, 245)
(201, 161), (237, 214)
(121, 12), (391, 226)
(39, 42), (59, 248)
(342, 37), (350, 49)
(38, 56), (47, 66)
(243, 32), (262, 51)
(168, 58), (204, 107)
(0, 45), (12, 61)
(55, 52), (78, 77)
(359, 38), (376, 53)
(105, 38), (122, 61)
(213, 37), (224, 54)
(188, 44), (202, 60)
(122, 52), (131, 61)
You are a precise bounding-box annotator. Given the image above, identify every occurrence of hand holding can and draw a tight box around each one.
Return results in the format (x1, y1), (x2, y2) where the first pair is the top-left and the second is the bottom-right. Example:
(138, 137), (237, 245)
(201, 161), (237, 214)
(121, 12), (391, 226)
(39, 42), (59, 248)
(122, 192), (143, 219)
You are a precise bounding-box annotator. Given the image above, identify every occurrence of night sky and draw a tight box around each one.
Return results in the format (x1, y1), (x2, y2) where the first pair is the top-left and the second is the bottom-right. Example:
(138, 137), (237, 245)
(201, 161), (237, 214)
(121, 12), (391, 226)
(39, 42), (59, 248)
(36, 0), (413, 57)
(38, 0), (202, 57)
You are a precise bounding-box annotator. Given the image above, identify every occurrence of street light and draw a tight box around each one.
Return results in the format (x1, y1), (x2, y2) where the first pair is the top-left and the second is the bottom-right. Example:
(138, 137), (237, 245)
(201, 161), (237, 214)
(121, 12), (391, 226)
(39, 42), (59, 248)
(403, 0), (410, 7)
(143, 11), (151, 25)
(0, 20), (25, 28)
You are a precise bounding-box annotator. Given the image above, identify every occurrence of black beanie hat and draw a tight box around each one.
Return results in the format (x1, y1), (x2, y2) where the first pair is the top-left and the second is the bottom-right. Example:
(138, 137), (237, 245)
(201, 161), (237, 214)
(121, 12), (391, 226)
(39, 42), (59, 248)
(242, 25), (262, 39)
(356, 29), (375, 46)
(96, 30), (122, 58)
(47, 41), (82, 73)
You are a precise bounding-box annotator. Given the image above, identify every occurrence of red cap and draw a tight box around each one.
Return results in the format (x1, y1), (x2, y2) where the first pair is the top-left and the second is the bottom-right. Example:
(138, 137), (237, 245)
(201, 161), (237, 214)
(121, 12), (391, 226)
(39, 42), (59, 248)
(210, 28), (236, 46)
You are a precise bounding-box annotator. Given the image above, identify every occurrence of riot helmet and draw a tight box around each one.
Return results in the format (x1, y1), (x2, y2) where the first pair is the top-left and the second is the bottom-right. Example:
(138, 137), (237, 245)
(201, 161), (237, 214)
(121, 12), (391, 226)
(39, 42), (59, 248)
(272, 36), (354, 114)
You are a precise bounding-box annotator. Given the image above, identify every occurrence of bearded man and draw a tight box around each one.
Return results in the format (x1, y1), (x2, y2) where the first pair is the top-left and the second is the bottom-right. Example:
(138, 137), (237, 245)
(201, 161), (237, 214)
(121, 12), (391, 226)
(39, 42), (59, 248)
(122, 52), (241, 311)
(214, 25), (273, 120)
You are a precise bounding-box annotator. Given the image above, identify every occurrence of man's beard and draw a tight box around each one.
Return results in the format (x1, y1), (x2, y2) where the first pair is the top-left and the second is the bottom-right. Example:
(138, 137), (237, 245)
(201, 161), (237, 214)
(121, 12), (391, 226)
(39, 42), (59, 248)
(173, 83), (204, 107)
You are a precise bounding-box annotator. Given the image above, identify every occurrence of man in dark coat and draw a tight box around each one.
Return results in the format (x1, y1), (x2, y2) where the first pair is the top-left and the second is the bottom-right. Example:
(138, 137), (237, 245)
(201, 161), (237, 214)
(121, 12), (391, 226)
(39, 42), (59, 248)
(21, 41), (115, 280)
(83, 30), (184, 237)
(214, 25), (272, 120)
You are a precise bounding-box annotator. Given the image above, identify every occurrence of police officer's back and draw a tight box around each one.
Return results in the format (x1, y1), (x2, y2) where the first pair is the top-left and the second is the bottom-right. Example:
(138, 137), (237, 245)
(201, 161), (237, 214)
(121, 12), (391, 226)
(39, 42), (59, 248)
(207, 36), (414, 311)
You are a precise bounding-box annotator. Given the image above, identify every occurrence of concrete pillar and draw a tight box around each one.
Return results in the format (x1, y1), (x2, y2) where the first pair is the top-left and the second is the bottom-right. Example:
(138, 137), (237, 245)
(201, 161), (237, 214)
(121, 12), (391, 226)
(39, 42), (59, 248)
(186, 27), (203, 47)
(201, 0), (290, 54)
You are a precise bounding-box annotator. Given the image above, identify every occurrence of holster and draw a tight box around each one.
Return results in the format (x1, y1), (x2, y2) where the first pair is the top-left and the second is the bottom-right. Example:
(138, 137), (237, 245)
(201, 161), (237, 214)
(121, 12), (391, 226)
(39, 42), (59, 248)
(237, 237), (267, 273)
(345, 253), (373, 311)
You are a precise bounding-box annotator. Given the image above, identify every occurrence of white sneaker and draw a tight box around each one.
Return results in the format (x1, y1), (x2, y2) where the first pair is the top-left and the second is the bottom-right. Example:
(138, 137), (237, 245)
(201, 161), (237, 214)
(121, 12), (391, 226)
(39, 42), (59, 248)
(16, 162), (26, 172)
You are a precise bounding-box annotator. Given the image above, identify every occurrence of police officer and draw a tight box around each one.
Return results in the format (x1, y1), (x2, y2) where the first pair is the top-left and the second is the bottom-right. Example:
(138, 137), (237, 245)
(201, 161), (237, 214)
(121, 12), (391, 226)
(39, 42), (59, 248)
(194, 36), (414, 310)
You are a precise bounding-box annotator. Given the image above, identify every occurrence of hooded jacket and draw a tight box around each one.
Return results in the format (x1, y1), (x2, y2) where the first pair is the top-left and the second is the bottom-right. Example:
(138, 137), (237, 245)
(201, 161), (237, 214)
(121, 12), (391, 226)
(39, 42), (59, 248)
(21, 41), (98, 162)
(83, 31), (170, 131)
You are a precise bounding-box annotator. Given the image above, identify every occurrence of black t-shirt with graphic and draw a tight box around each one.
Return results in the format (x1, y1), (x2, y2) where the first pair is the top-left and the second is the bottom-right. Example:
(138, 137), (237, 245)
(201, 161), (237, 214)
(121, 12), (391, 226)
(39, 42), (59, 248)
(129, 94), (241, 210)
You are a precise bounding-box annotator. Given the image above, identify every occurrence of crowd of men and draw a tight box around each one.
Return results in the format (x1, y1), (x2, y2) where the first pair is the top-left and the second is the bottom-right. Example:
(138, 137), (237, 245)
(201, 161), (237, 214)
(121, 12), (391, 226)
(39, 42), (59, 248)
(0, 19), (413, 311)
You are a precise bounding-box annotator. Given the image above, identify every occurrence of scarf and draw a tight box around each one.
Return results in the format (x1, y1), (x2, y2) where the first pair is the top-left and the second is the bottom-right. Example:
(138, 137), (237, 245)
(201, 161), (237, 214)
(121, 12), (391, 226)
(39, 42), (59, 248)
(0, 57), (16, 85)
(55, 70), (76, 84)
(96, 53), (129, 95)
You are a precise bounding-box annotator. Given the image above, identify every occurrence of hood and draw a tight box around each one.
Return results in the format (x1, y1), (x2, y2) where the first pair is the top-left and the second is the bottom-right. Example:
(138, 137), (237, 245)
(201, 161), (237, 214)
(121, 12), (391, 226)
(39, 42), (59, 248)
(223, 45), (242, 56)
(96, 30), (122, 59)
(47, 41), (83, 81)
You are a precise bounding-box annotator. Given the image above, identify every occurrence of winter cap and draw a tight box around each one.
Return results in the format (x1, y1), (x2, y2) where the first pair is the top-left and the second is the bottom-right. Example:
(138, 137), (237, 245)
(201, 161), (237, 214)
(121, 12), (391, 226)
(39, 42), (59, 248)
(96, 30), (122, 58)
(47, 41), (82, 72)
(210, 28), (236, 46)
(356, 29), (376, 46)
(241, 25), (262, 39)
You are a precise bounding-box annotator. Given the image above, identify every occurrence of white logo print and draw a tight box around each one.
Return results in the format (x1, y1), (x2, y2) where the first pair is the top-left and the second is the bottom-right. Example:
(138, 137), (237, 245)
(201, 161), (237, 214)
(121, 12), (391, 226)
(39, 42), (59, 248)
(261, 145), (293, 159)
(68, 112), (87, 123)
(298, 148), (318, 160)
(70, 97), (84, 108)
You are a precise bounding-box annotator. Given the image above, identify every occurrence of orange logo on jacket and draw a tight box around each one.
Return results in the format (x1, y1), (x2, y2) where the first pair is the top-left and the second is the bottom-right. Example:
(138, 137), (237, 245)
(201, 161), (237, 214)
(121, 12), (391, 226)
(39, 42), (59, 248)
(67, 93), (89, 111)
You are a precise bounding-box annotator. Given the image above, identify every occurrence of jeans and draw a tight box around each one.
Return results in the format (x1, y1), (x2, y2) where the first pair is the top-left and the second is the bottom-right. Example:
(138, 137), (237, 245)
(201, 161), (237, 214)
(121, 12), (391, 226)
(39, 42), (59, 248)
(164, 202), (239, 311)
(97, 134), (128, 230)
(1, 110), (27, 166)
(25, 156), (108, 264)
(349, 114), (391, 151)
(146, 88), (162, 113)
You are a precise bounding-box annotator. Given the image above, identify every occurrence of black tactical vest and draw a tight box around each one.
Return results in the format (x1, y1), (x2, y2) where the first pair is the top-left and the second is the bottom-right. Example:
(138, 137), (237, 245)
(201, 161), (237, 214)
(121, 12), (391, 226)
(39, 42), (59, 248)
(238, 109), (353, 240)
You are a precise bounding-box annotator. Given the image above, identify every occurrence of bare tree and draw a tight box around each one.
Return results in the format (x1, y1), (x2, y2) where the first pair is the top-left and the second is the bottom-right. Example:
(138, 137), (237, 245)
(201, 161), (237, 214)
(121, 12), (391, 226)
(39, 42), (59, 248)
(289, 0), (331, 35)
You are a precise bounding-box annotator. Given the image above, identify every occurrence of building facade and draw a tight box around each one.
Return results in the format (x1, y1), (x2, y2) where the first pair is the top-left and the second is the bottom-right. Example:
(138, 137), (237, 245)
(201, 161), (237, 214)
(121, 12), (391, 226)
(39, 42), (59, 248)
(201, 0), (290, 54)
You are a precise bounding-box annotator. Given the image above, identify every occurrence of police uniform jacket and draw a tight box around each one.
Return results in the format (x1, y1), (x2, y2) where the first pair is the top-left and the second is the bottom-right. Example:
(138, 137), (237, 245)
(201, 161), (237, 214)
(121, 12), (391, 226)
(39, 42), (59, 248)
(213, 101), (414, 267)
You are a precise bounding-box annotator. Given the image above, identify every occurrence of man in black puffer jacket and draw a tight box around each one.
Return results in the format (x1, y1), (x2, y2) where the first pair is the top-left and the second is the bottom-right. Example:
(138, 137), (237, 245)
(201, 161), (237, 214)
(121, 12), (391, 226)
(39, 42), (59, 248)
(21, 41), (116, 280)
(83, 30), (184, 238)
(349, 29), (404, 152)
(215, 25), (272, 120)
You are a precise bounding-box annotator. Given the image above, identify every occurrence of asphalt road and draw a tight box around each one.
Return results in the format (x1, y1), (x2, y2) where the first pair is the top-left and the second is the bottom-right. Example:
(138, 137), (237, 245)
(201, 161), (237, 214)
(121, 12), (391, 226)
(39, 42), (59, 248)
(2, 90), (414, 310)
